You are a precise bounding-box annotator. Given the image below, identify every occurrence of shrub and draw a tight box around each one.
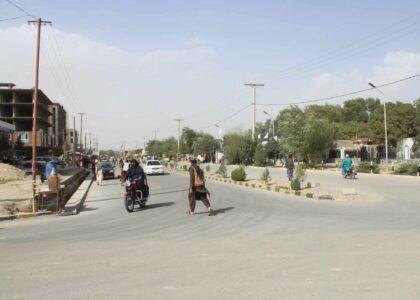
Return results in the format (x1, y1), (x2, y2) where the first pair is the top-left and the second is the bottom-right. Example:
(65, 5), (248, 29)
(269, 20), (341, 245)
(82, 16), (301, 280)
(253, 147), (267, 167)
(182, 164), (187, 171)
(356, 161), (380, 174)
(291, 178), (301, 190)
(295, 163), (306, 182)
(394, 162), (418, 176)
(205, 165), (211, 172)
(261, 168), (271, 183)
(216, 162), (227, 178)
(231, 166), (247, 181)
(169, 162), (174, 169)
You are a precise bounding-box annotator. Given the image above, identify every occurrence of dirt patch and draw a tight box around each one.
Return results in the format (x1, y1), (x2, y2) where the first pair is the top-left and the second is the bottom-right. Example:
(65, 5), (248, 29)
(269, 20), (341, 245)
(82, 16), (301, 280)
(0, 163), (27, 183)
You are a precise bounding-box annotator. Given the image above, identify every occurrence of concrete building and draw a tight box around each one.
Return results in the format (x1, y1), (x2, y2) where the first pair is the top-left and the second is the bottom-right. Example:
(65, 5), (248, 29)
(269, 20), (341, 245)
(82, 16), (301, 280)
(49, 103), (67, 154)
(66, 128), (78, 155)
(0, 119), (15, 152)
(0, 86), (67, 156)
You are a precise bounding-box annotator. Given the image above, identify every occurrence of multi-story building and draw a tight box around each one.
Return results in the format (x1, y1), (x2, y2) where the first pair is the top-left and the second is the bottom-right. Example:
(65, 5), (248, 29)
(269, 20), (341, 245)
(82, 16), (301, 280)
(0, 86), (67, 156)
(65, 128), (78, 155)
(49, 103), (67, 154)
(0, 119), (15, 152)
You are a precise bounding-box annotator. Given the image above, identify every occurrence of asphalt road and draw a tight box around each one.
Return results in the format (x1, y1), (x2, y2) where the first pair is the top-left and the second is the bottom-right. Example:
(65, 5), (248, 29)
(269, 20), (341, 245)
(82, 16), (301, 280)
(1, 172), (420, 299)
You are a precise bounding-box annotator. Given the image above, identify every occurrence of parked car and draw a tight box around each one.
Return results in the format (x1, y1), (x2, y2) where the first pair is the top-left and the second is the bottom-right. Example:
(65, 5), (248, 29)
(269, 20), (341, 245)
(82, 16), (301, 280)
(101, 161), (115, 179)
(144, 160), (164, 175)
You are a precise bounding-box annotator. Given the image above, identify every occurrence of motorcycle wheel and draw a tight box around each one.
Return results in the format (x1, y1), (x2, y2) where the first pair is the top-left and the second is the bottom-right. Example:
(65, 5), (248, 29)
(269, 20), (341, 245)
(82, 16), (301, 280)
(124, 195), (134, 213)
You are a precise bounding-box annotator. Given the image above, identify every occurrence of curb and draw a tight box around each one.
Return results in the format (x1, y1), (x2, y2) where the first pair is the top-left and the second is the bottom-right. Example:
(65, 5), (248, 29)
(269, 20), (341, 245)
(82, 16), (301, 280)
(0, 211), (53, 222)
(168, 169), (345, 201)
(206, 175), (319, 200)
(61, 174), (94, 215)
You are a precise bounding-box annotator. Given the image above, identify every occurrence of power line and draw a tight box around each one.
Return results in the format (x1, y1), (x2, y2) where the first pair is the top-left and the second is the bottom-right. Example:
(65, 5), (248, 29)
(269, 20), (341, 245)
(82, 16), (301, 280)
(265, 19), (420, 84)
(0, 14), (27, 21)
(46, 26), (85, 111)
(258, 73), (420, 107)
(199, 103), (252, 130)
(3, 0), (36, 18)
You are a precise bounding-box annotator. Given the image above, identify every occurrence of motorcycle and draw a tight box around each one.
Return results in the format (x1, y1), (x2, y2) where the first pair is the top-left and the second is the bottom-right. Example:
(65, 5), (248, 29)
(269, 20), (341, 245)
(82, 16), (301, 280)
(343, 166), (357, 179)
(124, 178), (148, 212)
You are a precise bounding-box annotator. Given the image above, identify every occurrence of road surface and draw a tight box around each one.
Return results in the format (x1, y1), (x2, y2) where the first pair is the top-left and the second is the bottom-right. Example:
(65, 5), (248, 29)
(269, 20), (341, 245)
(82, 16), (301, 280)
(1, 173), (420, 299)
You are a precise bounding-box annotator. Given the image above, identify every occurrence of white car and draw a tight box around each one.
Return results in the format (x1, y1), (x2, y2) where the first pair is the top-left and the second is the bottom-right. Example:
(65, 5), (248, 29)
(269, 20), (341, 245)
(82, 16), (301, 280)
(144, 160), (164, 175)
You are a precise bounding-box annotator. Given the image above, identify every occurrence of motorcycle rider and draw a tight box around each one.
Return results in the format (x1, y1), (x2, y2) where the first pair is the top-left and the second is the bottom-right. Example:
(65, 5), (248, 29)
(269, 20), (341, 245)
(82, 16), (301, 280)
(341, 153), (354, 178)
(125, 159), (149, 198)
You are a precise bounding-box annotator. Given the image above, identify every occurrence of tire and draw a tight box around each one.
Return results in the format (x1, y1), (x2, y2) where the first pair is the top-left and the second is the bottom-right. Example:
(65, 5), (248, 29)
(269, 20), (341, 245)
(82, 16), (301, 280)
(124, 195), (134, 213)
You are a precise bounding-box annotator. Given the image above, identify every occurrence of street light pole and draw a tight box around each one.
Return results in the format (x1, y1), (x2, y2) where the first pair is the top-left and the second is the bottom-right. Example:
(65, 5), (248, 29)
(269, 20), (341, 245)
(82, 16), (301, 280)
(174, 118), (184, 154)
(263, 111), (275, 138)
(244, 83), (264, 141)
(368, 82), (389, 172)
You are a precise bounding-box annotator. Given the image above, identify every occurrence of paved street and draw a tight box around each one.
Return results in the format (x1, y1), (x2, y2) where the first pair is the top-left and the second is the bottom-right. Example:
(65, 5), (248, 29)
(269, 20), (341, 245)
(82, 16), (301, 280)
(1, 173), (420, 299)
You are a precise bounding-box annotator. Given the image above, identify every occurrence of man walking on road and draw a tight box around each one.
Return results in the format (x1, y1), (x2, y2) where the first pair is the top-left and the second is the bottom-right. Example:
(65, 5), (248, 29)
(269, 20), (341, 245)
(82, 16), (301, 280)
(187, 157), (213, 216)
(96, 160), (103, 186)
(286, 153), (295, 181)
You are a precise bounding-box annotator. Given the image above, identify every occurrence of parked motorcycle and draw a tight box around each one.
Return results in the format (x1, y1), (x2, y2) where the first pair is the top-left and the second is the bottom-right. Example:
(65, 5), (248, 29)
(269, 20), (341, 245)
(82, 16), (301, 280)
(124, 178), (148, 212)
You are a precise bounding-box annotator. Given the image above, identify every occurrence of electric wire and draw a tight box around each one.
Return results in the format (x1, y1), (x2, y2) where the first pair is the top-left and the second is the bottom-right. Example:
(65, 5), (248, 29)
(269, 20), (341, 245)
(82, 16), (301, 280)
(3, 0), (35, 18)
(46, 26), (85, 111)
(258, 73), (420, 107)
(198, 103), (252, 131)
(0, 14), (27, 21)
(265, 19), (420, 84)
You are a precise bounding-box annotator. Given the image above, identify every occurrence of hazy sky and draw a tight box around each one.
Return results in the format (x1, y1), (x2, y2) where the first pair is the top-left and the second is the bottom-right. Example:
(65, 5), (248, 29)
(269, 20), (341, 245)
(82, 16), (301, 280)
(1, 0), (420, 149)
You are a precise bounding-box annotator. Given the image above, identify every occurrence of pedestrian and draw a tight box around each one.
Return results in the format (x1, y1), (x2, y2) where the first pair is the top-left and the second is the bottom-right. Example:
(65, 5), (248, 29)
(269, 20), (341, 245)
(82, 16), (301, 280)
(187, 157), (213, 216)
(286, 153), (295, 181)
(96, 159), (103, 186)
(91, 158), (96, 180)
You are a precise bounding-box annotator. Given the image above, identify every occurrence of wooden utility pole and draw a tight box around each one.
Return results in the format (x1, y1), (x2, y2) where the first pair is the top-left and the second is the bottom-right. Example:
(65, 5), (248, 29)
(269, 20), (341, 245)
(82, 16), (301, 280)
(77, 112), (86, 154)
(89, 132), (92, 152)
(72, 116), (76, 165)
(28, 18), (51, 213)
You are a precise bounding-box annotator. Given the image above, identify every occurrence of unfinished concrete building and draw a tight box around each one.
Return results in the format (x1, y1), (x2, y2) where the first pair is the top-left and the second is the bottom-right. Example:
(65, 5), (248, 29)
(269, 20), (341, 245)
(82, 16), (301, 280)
(0, 87), (67, 156)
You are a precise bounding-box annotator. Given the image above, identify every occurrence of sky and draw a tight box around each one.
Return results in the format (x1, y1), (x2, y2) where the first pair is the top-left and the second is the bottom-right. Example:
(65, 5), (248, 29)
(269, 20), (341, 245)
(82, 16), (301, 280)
(1, 0), (420, 149)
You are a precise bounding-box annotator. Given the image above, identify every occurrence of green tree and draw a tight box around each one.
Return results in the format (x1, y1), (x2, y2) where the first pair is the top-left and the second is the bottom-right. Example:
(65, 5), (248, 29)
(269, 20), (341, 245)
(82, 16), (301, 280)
(414, 99), (420, 157)
(146, 140), (164, 157)
(223, 132), (255, 165)
(253, 146), (267, 167)
(368, 102), (416, 147)
(192, 133), (220, 158)
(275, 106), (305, 159)
(162, 137), (178, 158)
(305, 104), (342, 123)
(342, 98), (370, 123)
(180, 127), (198, 154)
(301, 117), (336, 165)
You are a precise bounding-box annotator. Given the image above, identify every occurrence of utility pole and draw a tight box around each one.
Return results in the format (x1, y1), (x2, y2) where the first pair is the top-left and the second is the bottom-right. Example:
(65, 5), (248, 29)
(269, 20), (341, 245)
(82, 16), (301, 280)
(153, 130), (158, 141)
(143, 136), (147, 149)
(89, 132), (92, 152)
(84, 133), (87, 155)
(174, 118), (184, 154)
(368, 83), (389, 172)
(77, 112), (86, 154)
(28, 18), (52, 213)
(72, 116), (76, 166)
(244, 83), (264, 141)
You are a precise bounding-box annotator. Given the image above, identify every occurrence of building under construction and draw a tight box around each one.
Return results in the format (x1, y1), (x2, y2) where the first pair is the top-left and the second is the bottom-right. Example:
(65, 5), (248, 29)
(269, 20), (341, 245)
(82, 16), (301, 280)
(0, 85), (67, 156)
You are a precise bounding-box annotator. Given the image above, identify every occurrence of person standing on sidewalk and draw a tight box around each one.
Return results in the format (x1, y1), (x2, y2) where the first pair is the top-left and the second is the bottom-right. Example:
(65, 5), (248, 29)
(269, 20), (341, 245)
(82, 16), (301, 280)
(286, 153), (295, 181)
(96, 160), (103, 186)
(187, 157), (213, 216)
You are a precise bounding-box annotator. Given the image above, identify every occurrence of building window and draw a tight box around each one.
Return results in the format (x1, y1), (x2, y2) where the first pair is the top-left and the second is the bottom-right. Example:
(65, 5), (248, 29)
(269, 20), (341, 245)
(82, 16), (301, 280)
(20, 133), (29, 142)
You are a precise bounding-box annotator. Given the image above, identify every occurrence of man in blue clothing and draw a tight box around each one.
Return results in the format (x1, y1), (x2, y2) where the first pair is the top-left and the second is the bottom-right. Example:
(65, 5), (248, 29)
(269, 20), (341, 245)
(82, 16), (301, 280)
(341, 153), (354, 178)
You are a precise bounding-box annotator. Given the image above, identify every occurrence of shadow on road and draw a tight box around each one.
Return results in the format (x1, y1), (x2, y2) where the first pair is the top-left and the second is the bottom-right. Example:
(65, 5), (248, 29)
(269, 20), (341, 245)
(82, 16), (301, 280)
(196, 206), (235, 216)
(145, 202), (175, 210)
(151, 188), (188, 196)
